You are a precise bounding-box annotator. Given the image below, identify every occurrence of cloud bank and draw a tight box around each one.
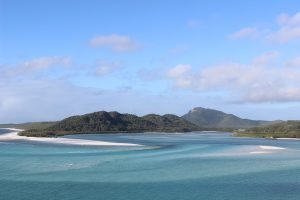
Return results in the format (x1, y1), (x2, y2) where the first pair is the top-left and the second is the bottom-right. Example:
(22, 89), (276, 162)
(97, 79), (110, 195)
(90, 34), (141, 52)
(230, 27), (260, 40)
(166, 52), (300, 103)
(230, 12), (300, 43)
(268, 12), (300, 43)
(1, 56), (71, 77)
(94, 61), (122, 77)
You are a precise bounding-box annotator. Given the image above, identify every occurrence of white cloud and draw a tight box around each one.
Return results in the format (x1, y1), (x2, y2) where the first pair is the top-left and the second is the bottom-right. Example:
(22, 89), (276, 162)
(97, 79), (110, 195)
(22, 56), (71, 71)
(277, 13), (300, 25)
(229, 27), (259, 40)
(166, 53), (300, 103)
(285, 56), (300, 67)
(167, 64), (191, 78)
(89, 34), (141, 52)
(2, 56), (71, 77)
(167, 64), (193, 88)
(253, 51), (279, 65)
(94, 61), (122, 77)
(267, 12), (300, 43)
(231, 12), (300, 43)
(241, 87), (300, 103)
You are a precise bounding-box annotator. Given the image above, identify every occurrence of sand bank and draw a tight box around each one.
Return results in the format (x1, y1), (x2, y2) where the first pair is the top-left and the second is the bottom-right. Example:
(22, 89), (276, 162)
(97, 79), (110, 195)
(249, 145), (286, 154)
(259, 145), (285, 150)
(0, 128), (142, 147)
(249, 151), (271, 154)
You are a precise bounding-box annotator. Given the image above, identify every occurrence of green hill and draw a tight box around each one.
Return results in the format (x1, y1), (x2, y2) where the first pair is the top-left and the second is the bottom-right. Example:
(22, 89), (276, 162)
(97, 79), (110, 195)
(142, 114), (200, 132)
(20, 111), (201, 137)
(0, 122), (56, 130)
(237, 120), (300, 138)
(182, 107), (274, 129)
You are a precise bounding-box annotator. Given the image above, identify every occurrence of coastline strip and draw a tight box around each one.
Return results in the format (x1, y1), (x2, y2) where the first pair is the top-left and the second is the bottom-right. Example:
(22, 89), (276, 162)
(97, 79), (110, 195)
(249, 151), (271, 154)
(277, 138), (300, 141)
(0, 128), (142, 147)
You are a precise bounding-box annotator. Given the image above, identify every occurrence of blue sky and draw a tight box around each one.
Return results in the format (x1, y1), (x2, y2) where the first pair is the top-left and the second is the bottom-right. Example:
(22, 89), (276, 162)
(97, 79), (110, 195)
(1, 0), (300, 123)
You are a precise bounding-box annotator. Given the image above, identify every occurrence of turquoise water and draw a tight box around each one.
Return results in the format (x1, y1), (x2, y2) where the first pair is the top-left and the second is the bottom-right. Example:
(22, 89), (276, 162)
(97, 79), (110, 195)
(1, 129), (300, 200)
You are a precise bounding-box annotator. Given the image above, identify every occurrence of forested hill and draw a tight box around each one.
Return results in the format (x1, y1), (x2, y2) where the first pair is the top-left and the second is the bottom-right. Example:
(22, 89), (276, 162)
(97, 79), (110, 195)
(182, 107), (274, 129)
(20, 111), (201, 137)
(237, 120), (300, 138)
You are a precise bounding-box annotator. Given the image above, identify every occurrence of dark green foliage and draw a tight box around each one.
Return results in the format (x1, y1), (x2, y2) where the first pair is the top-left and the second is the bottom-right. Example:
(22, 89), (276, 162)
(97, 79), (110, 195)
(46, 111), (154, 133)
(237, 120), (300, 138)
(20, 111), (201, 137)
(142, 114), (200, 132)
(182, 107), (276, 129)
(18, 129), (58, 137)
(0, 122), (56, 130)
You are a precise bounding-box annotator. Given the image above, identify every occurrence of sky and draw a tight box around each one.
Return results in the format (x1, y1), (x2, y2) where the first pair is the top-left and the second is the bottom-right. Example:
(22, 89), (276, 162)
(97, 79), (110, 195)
(1, 0), (300, 123)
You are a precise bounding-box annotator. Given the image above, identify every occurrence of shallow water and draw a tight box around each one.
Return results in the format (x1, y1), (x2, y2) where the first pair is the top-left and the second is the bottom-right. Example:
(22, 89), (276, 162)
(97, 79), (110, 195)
(1, 129), (300, 200)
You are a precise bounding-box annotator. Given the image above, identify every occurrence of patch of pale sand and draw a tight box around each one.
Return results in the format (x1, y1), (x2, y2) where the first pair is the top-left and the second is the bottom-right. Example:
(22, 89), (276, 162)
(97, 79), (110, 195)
(0, 128), (142, 147)
(259, 145), (286, 150)
(247, 145), (286, 155)
(249, 151), (271, 154)
(1, 128), (23, 132)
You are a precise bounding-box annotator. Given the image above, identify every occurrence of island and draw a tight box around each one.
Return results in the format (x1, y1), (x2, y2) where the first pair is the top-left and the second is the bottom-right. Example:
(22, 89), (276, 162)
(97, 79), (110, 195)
(236, 120), (300, 138)
(19, 111), (201, 137)
(1, 107), (298, 139)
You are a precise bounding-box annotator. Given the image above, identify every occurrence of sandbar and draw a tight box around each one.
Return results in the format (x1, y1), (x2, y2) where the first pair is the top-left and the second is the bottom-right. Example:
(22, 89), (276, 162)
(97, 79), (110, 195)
(0, 128), (142, 147)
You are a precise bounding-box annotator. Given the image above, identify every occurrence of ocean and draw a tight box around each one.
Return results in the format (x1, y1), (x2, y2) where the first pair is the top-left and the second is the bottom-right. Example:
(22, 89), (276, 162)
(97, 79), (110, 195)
(0, 129), (300, 200)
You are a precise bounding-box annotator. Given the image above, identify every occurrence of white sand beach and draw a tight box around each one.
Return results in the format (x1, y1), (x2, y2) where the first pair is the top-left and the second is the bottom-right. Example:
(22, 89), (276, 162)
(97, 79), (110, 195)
(0, 128), (142, 147)
(249, 145), (286, 154)
(249, 151), (271, 154)
(259, 145), (286, 150)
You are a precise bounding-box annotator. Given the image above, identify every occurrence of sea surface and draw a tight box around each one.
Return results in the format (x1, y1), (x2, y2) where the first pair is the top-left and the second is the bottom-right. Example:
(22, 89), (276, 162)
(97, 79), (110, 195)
(1, 129), (300, 200)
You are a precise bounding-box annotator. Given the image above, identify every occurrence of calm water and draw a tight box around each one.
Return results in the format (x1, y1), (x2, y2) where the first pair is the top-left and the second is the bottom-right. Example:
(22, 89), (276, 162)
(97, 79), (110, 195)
(1, 129), (300, 200)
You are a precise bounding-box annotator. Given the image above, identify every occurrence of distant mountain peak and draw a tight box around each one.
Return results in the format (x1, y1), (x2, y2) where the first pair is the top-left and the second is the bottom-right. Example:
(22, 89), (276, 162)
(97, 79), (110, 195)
(183, 107), (273, 129)
(190, 107), (225, 114)
(190, 108), (199, 113)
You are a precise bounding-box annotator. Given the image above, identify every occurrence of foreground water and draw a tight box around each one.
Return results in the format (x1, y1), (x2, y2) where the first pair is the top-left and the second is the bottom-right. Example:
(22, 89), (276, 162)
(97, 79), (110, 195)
(1, 129), (300, 200)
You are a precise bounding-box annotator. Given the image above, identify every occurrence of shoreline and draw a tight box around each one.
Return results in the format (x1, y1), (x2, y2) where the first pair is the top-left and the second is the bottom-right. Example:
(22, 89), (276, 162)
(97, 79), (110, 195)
(277, 138), (300, 141)
(234, 132), (300, 140)
(0, 128), (142, 147)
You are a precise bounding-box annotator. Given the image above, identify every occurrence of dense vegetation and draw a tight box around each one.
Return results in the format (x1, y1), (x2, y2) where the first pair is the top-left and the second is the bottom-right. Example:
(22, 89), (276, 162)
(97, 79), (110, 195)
(142, 114), (200, 132)
(182, 107), (276, 129)
(20, 111), (201, 137)
(237, 120), (300, 138)
(0, 122), (56, 130)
